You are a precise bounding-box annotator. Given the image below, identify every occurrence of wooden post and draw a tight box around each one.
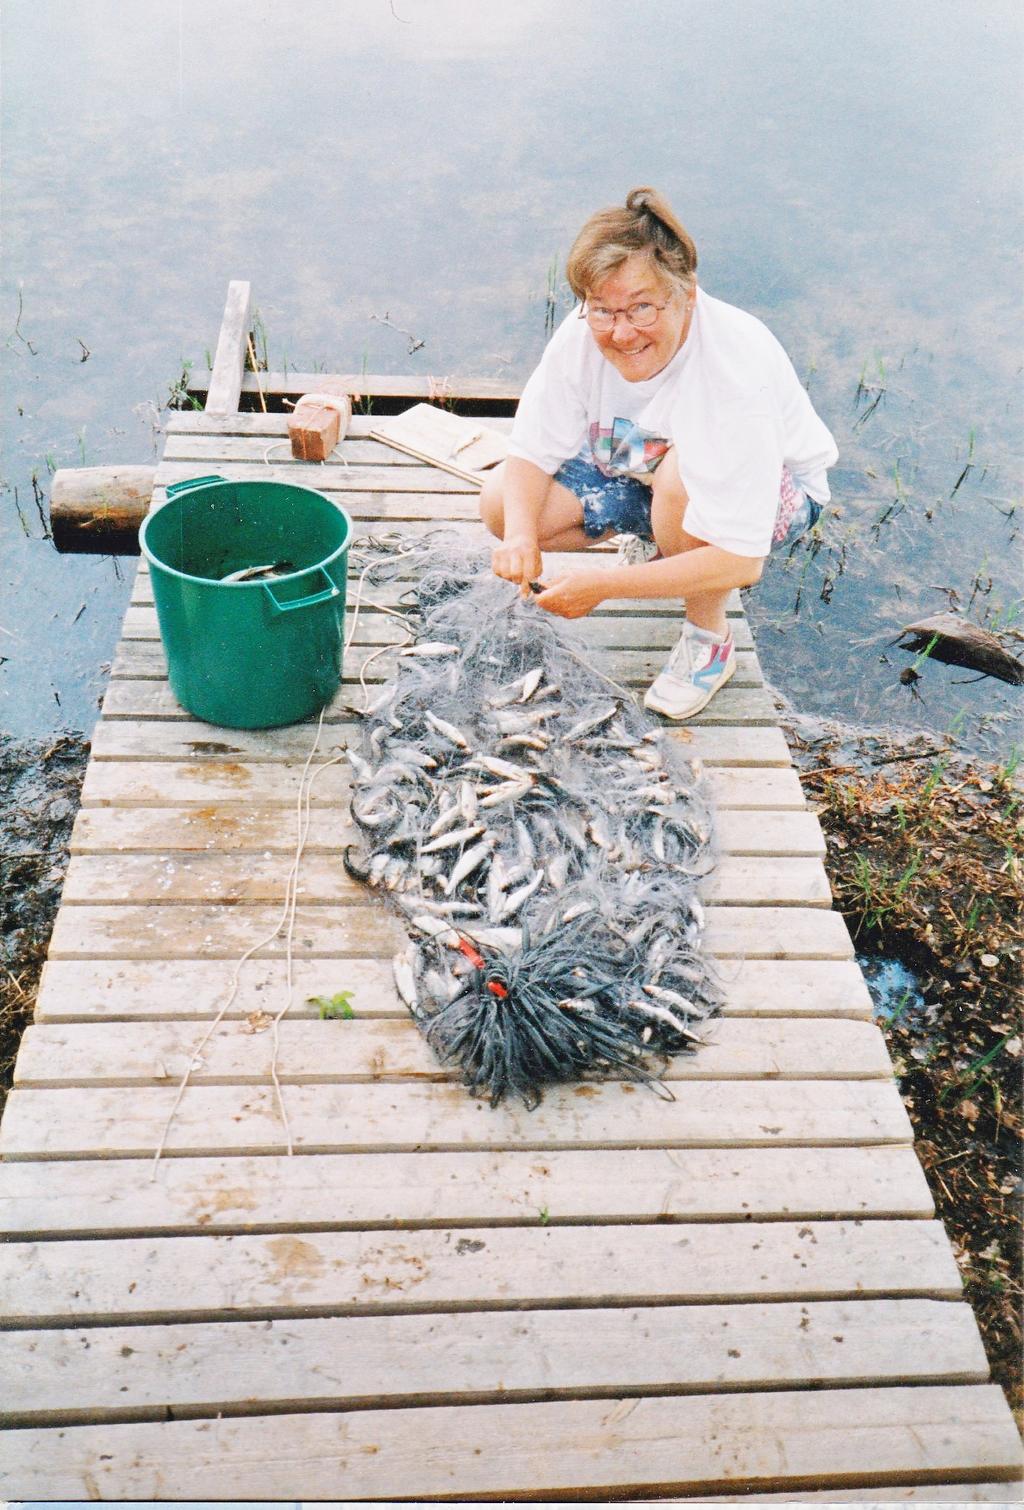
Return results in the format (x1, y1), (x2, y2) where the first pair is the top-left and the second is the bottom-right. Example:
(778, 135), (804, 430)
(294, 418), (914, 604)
(205, 280), (252, 416)
(49, 466), (155, 553)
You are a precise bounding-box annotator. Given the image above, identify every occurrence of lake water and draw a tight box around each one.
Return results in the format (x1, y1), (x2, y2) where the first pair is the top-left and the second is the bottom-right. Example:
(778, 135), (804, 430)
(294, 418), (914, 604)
(2, 0), (1021, 752)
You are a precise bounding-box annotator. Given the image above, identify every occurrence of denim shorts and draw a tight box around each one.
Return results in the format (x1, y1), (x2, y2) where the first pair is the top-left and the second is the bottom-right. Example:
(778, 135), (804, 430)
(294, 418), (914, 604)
(552, 450), (823, 551)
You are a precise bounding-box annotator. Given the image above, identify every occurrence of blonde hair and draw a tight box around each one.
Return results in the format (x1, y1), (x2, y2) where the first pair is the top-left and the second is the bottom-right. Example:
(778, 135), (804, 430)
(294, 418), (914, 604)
(565, 186), (698, 302)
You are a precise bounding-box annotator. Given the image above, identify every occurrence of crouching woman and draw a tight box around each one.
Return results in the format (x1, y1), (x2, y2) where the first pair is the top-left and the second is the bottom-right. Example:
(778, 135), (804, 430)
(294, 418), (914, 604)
(480, 186), (837, 720)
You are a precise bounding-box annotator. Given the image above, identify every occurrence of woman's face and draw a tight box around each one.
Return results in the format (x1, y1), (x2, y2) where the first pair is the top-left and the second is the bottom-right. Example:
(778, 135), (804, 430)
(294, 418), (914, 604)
(587, 252), (694, 383)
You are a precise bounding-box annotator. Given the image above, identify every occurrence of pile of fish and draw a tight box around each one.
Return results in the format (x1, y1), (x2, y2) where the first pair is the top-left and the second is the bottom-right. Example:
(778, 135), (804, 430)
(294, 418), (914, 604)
(343, 534), (722, 1106)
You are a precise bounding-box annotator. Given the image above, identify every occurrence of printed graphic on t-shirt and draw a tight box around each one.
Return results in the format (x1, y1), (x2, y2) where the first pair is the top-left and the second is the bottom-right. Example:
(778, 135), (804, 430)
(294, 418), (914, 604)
(589, 418), (670, 479)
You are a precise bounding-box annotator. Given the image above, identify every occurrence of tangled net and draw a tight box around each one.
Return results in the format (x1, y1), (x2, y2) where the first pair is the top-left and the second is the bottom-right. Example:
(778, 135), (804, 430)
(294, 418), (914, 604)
(343, 531), (722, 1107)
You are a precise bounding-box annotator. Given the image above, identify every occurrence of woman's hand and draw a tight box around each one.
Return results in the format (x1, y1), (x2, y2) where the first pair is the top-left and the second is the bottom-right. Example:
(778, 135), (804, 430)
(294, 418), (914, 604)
(492, 533), (542, 595)
(534, 568), (607, 619)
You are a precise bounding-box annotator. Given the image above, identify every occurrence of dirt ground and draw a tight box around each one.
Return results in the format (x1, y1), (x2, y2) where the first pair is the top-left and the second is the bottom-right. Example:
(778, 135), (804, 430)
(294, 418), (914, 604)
(784, 712), (1023, 1422)
(1, 720), (1020, 1423)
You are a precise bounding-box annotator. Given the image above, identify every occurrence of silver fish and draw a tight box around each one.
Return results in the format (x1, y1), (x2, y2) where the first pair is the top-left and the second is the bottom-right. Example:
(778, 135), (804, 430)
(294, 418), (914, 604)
(400, 641), (461, 658)
(424, 710), (471, 749)
(420, 823), (485, 855)
(443, 836), (496, 894)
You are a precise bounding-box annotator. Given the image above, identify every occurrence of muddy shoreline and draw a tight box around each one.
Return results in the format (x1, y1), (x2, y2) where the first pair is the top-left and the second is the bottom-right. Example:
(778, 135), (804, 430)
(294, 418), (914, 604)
(1, 718), (1021, 1421)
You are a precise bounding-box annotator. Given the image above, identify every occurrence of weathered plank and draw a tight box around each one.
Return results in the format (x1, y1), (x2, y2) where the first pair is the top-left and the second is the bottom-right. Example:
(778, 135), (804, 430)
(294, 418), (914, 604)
(1, 1385), (1019, 1500)
(58, 850), (832, 908)
(166, 409), (518, 436)
(0, 1220), (961, 1328)
(88, 716), (787, 769)
(2, 1385), (1018, 1501)
(108, 633), (768, 693)
(119, 599), (758, 650)
(33, 956), (873, 1023)
(0, 1146), (936, 1238)
(0, 1079), (912, 1160)
(78, 756), (807, 809)
(44, 902), (853, 960)
(69, 803), (826, 859)
(101, 673), (775, 727)
(13, 1017), (892, 1088)
(204, 280), (251, 417)
(678, 1484), (1024, 1502)
(0, 1300), (988, 1427)
(157, 458), (478, 494)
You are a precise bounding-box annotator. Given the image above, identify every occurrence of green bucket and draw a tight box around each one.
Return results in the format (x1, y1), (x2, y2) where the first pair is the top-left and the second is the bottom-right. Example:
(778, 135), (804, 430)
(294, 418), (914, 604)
(140, 474), (352, 729)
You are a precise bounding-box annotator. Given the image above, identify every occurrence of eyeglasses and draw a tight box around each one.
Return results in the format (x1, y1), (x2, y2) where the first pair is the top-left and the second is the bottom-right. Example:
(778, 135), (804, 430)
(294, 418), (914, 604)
(581, 300), (670, 332)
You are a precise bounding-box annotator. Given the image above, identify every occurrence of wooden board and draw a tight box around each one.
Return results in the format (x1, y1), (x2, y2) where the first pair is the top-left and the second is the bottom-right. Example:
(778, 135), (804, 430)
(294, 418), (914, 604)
(1, 1386), (1019, 1500)
(33, 956), (873, 1022)
(13, 1016), (892, 1087)
(0, 1219), (962, 1327)
(0, 1145), (936, 1238)
(0, 1078), (912, 1160)
(57, 850), (833, 908)
(68, 803), (827, 858)
(43, 902), (854, 960)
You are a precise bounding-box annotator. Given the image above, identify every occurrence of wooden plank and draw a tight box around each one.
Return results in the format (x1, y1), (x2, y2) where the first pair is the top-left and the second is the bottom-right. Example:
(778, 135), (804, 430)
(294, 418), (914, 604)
(69, 803), (826, 859)
(100, 674), (775, 728)
(157, 458), (479, 493)
(13, 1018), (893, 1088)
(0, 1146), (936, 1238)
(0, 1222), (962, 1327)
(107, 634), (768, 696)
(0, 1300), (988, 1426)
(165, 431), (460, 464)
(78, 758), (807, 810)
(204, 280), (251, 416)
(57, 850), (832, 909)
(120, 597), (759, 650)
(33, 956), (872, 1023)
(3, 1385), (1019, 1502)
(209, 369), (522, 402)
(0, 1385), (1018, 1500)
(43, 903), (853, 960)
(681, 1484), (1024, 1502)
(0, 1079), (912, 1160)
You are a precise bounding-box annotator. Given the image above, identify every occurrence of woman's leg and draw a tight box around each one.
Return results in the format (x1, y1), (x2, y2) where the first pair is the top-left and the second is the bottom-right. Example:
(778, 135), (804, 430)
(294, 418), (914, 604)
(479, 462), (614, 553)
(649, 447), (731, 636)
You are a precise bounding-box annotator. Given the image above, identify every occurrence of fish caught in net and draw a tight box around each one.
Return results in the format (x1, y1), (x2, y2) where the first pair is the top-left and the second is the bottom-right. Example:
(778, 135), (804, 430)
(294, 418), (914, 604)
(342, 531), (723, 1107)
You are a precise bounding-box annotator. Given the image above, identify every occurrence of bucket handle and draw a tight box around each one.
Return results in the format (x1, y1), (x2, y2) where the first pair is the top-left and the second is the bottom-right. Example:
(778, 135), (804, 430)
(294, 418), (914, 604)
(262, 566), (341, 614)
(164, 474), (228, 498)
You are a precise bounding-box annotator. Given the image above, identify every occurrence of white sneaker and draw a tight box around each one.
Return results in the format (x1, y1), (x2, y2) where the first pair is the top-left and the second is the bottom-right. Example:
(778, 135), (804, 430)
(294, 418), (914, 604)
(644, 623), (736, 720)
(616, 533), (660, 565)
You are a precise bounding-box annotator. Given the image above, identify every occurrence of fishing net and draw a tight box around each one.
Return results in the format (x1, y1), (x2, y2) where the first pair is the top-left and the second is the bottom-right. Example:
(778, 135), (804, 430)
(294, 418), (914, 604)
(343, 530), (723, 1107)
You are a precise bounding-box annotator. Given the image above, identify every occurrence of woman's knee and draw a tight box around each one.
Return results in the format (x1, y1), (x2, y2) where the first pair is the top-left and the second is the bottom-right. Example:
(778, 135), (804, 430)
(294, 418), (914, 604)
(478, 466), (505, 538)
(650, 448), (694, 556)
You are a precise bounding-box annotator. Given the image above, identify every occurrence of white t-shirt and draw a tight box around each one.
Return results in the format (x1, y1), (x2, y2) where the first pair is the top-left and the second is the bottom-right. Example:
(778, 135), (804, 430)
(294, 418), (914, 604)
(507, 290), (838, 556)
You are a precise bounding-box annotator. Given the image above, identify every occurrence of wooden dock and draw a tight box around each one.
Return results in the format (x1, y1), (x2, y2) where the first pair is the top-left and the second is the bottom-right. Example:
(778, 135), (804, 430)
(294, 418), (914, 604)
(1, 285), (1021, 1501)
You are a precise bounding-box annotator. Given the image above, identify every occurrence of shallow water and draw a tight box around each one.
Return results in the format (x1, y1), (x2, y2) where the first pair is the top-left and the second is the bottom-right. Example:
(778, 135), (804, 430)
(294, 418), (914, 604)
(2, 0), (1021, 748)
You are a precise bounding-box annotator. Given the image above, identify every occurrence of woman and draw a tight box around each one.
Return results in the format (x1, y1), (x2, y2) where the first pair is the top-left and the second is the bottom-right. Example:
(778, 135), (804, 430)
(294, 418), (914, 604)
(480, 187), (837, 719)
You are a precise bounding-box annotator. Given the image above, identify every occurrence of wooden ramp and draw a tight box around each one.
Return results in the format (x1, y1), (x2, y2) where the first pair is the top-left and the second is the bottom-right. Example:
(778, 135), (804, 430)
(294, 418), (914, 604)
(1, 290), (1021, 1501)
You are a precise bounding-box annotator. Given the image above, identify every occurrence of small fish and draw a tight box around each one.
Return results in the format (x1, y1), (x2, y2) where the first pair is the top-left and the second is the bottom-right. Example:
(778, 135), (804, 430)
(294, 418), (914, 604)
(563, 703), (618, 742)
(220, 560), (294, 583)
(628, 996), (704, 1044)
(470, 755), (534, 782)
(479, 779), (532, 810)
(457, 780), (478, 822)
(393, 948), (418, 1011)
(518, 667), (544, 703)
(496, 734), (548, 753)
(424, 710), (471, 749)
(494, 868), (545, 921)
(420, 823), (485, 855)
(400, 641), (461, 658)
(443, 836), (496, 894)
(493, 707), (554, 735)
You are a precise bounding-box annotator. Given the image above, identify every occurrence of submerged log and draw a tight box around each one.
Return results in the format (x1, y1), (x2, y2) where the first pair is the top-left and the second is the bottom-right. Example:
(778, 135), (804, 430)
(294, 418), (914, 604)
(50, 466), (154, 554)
(897, 612), (1024, 685)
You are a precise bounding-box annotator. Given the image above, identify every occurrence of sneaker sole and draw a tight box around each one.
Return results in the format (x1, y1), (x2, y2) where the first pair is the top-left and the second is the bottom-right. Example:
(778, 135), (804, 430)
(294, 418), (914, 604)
(643, 657), (736, 721)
